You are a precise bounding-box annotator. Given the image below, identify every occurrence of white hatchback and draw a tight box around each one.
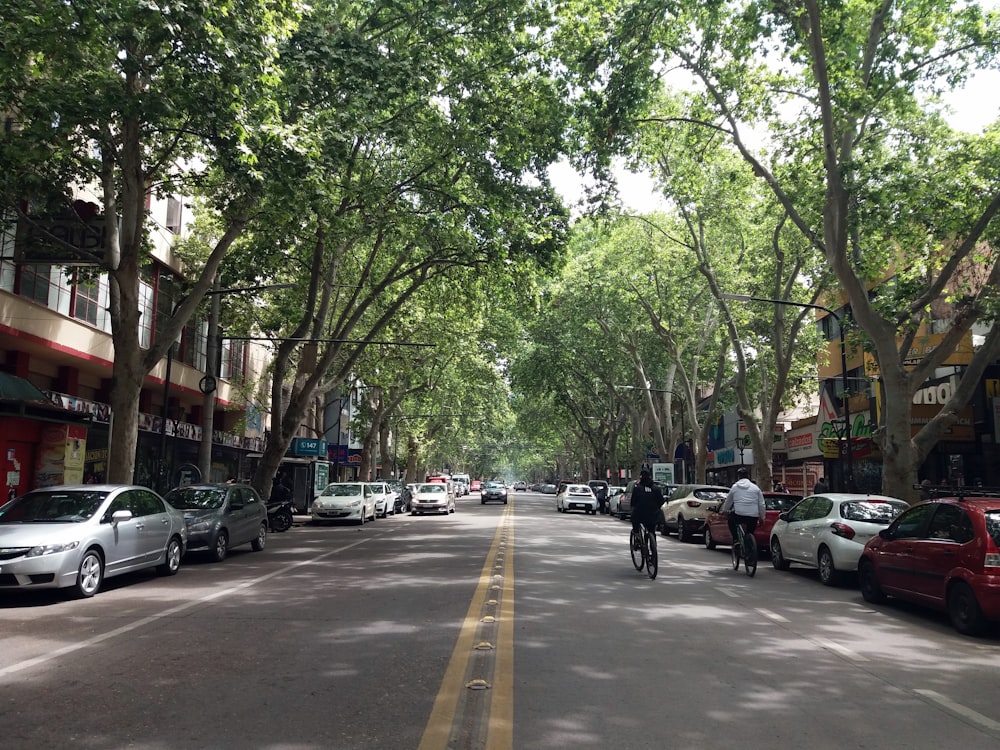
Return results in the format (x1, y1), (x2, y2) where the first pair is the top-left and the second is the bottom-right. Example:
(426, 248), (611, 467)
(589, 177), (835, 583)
(769, 493), (909, 585)
(311, 483), (376, 525)
(556, 484), (598, 515)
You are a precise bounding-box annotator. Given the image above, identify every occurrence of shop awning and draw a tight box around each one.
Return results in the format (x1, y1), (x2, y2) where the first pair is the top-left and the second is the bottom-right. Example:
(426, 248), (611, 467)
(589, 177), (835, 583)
(0, 372), (91, 423)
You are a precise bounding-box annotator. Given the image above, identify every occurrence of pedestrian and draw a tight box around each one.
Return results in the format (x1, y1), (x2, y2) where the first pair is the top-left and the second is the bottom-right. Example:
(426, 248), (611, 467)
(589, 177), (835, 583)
(919, 478), (933, 502)
(813, 476), (829, 494)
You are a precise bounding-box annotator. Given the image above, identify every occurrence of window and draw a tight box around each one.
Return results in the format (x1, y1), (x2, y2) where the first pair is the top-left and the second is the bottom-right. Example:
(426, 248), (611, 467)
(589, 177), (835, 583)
(166, 196), (183, 234)
(927, 505), (974, 543)
(220, 338), (246, 381)
(71, 271), (110, 331)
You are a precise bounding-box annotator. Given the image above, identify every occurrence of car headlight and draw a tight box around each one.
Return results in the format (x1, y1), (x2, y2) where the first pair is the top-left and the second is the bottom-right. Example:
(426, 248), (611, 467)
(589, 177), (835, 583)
(25, 541), (80, 558)
(350, 499), (362, 507)
(186, 518), (215, 533)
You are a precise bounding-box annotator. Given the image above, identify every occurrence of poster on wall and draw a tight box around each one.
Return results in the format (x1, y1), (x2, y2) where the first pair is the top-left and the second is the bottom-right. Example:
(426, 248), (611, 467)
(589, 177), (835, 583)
(34, 424), (88, 488)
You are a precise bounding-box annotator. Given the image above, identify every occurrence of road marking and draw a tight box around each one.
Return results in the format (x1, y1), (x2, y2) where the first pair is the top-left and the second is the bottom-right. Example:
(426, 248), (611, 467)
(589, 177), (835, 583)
(418, 503), (515, 750)
(915, 689), (1000, 733)
(0, 535), (374, 680)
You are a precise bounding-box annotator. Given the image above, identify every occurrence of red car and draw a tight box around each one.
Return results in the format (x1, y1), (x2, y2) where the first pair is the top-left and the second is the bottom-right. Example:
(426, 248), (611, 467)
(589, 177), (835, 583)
(470, 480), (482, 493)
(703, 492), (803, 553)
(858, 496), (1000, 635)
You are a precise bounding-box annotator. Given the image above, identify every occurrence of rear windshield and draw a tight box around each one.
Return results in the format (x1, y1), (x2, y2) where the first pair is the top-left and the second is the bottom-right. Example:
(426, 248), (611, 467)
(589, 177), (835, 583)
(841, 500), (908, 523)
(986, 511), (1000, 547)
(569, 485), (591, 494)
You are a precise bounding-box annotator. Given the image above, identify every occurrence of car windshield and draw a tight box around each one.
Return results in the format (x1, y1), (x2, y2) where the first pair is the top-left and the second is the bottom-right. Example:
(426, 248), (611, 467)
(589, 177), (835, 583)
(418, 484), (445, 493)
(165, 487), (225, 510)
(0, 490), (107, 523)
(766, 495), (802, 512)
(484, 482), (502, 489)
(322, 484), (363, 497)
(985, 511), (1000, 547)
(841, 499), (908, 523)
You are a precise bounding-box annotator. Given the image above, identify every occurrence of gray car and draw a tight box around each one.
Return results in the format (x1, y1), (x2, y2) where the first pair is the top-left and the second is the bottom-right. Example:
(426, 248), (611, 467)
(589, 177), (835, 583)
(164, 483), (268, 562)
(0, 484), (187, 598)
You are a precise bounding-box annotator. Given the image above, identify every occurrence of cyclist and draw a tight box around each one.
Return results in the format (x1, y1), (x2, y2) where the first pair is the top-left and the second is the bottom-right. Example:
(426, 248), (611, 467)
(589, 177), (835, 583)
(631, 468), (664, 546)
(721, 466), (766, 545)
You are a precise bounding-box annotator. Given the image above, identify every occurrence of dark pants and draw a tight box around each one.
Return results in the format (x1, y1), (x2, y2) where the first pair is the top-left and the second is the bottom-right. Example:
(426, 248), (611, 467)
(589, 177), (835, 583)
(728, 513), (759, 542)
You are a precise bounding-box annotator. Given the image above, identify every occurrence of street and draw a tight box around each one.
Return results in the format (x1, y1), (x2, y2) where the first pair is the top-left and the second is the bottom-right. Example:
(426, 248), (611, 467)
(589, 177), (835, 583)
(1, 490), (999, 750)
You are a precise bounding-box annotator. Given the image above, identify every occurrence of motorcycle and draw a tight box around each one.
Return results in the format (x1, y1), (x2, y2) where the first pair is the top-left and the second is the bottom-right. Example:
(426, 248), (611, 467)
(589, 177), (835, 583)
(267, 500), (295, 532)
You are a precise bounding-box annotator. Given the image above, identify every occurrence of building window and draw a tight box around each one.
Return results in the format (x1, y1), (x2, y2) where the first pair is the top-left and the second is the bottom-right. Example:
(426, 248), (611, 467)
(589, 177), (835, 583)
(166, 197), (182, 234)
(220, 338), (246, 381)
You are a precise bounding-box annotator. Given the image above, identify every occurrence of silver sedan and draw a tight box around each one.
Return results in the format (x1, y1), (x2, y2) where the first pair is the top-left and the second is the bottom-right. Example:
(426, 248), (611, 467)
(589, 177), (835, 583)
(0, 484), (187, 598)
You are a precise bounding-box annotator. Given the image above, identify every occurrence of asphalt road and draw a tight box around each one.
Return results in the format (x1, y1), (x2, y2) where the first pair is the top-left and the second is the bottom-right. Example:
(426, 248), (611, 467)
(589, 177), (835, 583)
(1, 490), (999, 750)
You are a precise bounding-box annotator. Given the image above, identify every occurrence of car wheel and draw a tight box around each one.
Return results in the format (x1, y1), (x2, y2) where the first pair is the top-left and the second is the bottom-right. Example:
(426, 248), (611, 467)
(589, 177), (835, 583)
(211, 530), (229, 562)
(770, 538), (790, 570)
(251, 521), (267, 551)
(948, 581), (988, 636)
(704, 526), (716, 550)
(73, 549), (104, 598)
(481, 499), (486, 505)
(817, 546), (839, 586)
(358, 512), (365, 525)
(676, 515), (690, 543)
(158, 536), (182, 576)
(858, 559), (886, 604)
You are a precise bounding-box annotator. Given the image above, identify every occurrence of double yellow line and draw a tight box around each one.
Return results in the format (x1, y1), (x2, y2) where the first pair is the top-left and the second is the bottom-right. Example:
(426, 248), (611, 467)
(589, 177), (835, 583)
(418, 502), (515, 750)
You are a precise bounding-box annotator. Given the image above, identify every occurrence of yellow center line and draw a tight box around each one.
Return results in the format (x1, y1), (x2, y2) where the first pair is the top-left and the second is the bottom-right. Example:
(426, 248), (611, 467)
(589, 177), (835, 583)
(418, 502), (515, 750)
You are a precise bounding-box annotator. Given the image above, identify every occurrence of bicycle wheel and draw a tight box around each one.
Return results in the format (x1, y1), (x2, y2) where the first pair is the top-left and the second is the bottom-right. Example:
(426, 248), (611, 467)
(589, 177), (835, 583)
(731, 534), (741, 570)
(645, 531), (658, 580)
(630, 528), (645, 571)
(744, 534), (758, 577)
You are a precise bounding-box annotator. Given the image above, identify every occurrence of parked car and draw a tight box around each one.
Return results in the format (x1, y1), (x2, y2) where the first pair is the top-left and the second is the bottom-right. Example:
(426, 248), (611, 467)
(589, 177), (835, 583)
(470, 480), (482, 493)
(660, 484), (729, 542)
(703, 492), (804, 553)
(858, 495), (1000, 635)
(411, 482), (456, 515)
(537, 483), (558, 495)
(513, 480), (527, 491)
(311, 482), (376, 525)
(481, 481), (508, 505)
(770, 493), (909, 585)
(366, 481), (394, 518)
(607, 486), (627, 516)
(616, 480), (676, 521)
(556, 484), (598, 514)
(0, 484), (186, 598)
(164, 483), (268, 562)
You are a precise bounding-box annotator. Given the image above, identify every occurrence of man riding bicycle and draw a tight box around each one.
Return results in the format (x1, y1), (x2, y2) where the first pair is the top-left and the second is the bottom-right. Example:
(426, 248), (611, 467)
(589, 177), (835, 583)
(631, 468), (664, 544)
(721, 466), (765, 543)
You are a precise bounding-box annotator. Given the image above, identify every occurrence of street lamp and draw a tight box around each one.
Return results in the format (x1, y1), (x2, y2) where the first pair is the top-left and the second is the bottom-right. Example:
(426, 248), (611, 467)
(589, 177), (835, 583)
(720, 293), (855, 491)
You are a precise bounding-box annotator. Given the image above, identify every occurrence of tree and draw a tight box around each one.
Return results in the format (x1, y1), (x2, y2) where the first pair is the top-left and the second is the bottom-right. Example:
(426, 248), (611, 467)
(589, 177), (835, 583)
(0, 1), (294, 483)
(568, 0), (1000, 499)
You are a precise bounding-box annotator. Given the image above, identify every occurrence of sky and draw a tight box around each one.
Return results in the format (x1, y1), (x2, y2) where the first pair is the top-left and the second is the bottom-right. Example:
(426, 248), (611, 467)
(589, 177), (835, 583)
(549, 67), (1000, 215)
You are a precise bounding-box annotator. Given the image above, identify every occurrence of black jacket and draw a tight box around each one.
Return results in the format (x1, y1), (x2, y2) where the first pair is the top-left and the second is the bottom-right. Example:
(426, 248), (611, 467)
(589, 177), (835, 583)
(631, 480), (663, 524)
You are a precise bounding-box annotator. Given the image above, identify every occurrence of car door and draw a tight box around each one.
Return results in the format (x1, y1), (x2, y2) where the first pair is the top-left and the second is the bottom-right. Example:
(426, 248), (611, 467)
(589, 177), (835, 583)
(779, 497), (819, 562)
(868, 503), (936, 594)
(900, 504), (975, 604)
(229, 486), (257, 546)
(363, 484), (375, 519)
(131, 489), (173, 565)
(100, 493), (144, 574)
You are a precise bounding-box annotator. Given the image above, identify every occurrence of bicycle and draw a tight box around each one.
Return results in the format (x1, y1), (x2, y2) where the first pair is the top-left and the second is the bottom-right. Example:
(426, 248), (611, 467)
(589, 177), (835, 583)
(730, 518), (758, 577)
(630, 524), (658, 580)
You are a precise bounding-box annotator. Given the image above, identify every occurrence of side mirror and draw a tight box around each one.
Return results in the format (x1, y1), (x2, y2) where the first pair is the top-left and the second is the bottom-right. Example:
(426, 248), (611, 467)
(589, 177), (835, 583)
(778, 511), (790, 522)
(878, 528), (891, 539)
(110, 509), (133, 524)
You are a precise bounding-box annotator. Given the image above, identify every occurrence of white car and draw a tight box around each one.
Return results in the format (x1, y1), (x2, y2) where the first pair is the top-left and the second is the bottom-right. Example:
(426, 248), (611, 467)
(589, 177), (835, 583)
(556, 483), (598, 515)
(366, 481), (394, 518)
(311, 482), (376, 525)
(769, 493), (909, 585)
(410, 482), (456, 515)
